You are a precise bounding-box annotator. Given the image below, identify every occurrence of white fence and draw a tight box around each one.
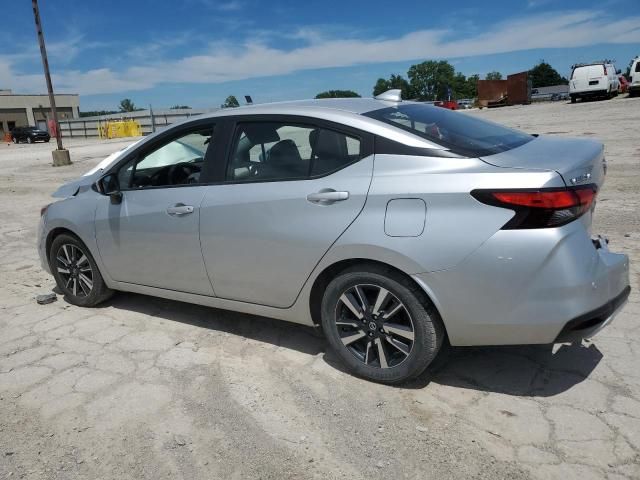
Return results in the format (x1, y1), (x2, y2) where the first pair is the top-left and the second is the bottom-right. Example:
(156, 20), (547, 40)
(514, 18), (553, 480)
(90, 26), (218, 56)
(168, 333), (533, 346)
(58, 108), (219, 138)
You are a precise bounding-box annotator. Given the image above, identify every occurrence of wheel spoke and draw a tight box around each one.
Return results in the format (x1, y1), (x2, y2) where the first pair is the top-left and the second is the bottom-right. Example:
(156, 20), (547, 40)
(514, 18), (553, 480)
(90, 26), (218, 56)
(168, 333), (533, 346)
(336, 320), (360, 328)
(341, 330), (366, 346)
(57, 255), (70, 267)
(385, 336), (410, 356)
(76, 254), (88, 268)
(384, 323), (415, 341)
(372, 287), (390, 316)
(78, 273), (93, 293)
(72, 278), (78, 296)
(354, 286), (369, 311)
(57, 267), (70, 274)
(340, 293), (364, 320)
(364, 341), (372, 364)
(62, 245), (72, 264)
(382, 303), (403, 320)
(374, 338), (388, 368)
(78, 277), (90, 296)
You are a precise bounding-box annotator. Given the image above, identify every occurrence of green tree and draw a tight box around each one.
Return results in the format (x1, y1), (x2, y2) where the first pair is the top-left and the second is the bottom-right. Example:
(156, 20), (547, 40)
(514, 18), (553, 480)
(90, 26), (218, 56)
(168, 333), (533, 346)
(485, 71), (503, 80)
(315, 90), (361, 99)
(222, 95), (240, 108)
(119, 98), (136, 112)
(407, 60), (455, 101)
(465, 74), (480, 98)
(528, 61), (568, 88)
(170, 105), (191, 109)
(372, 74), (414, 99)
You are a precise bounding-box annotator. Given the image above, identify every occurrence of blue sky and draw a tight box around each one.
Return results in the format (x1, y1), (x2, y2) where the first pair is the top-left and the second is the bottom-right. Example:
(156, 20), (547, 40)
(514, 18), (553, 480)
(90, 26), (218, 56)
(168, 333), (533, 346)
(1, 0), (638, 110)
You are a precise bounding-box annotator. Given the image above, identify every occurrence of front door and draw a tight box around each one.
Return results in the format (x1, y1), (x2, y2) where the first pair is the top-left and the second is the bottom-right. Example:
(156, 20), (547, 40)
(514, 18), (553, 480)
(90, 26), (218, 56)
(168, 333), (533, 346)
(95, 122), (216, 296)
(200, 119), (373, 308)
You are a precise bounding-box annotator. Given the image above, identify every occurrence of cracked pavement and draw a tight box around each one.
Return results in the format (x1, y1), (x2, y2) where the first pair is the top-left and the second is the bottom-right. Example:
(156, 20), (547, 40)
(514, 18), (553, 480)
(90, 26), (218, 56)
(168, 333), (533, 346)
(0, 97), (639, 479)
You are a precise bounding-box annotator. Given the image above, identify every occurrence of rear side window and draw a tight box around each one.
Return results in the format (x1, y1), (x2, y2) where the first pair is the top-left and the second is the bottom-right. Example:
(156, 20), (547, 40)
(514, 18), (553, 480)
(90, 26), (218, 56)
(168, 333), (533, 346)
(636, 62), (640, 73)
(227, 122), (361, 182)
(363, 104), (533, 157)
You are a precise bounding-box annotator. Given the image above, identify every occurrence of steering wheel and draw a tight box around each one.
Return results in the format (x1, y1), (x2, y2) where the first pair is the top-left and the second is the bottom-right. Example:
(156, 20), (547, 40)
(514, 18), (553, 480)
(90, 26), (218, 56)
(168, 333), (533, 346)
(168, 162), (200, 185)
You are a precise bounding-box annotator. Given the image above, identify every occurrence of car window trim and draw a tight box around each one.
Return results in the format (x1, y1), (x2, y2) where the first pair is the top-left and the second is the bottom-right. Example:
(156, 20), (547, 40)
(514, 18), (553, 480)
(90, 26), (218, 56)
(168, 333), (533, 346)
(221, 114), (374, 185)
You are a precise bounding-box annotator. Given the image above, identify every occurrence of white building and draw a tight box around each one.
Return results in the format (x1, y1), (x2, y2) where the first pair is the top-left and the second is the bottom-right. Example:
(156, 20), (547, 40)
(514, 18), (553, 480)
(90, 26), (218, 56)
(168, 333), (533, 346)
(0, 89), (80, 137)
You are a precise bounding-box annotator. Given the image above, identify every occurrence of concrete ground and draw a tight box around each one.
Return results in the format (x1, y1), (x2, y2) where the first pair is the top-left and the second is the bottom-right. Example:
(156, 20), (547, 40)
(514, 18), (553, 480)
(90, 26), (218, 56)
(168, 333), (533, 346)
(0, 97), (638, 480)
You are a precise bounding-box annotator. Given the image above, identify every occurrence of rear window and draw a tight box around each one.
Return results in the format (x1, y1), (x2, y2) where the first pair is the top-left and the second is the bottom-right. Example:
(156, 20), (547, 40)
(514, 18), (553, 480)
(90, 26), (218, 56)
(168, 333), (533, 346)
(571, 65), (605, 79)
(363, 103), (533, 157)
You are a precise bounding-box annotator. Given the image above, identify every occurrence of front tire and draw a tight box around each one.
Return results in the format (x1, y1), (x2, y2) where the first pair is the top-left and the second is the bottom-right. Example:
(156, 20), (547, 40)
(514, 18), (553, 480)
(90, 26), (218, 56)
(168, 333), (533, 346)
(321, 266), (444, 384)
(27, 137), (33, 144)
(11, 136), (17, 143)
(49, 233), (113, 307)
(570, 95), (577, 103)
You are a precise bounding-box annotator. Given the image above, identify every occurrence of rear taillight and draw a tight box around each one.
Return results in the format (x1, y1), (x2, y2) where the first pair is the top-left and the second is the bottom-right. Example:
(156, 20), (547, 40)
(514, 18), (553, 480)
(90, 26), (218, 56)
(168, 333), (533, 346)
(471, 185), (597, 229)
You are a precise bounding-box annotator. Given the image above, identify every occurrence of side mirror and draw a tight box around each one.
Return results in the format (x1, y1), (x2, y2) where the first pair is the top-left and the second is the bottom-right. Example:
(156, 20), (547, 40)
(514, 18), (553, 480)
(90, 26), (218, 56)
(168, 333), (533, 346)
(97, 174), (122, 204)
(616, 69), (621, 75)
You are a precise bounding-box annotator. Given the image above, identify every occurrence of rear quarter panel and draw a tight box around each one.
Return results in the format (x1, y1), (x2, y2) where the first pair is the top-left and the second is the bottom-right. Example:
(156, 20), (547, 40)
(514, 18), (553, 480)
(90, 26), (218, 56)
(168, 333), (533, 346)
(321, 154), (565, 274)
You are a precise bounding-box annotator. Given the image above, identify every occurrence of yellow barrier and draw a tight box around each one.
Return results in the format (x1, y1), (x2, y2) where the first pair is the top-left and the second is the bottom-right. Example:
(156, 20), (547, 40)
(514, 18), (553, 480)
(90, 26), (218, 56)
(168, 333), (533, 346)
(99, 120), (142, 139)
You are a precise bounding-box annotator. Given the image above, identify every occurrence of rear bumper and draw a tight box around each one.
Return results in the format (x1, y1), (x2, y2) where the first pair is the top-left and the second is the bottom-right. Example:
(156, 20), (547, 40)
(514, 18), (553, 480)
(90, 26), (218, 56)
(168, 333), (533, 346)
(554, 285), (630, 343)
(413, 222), (631, 346)
(571, 89), (608, 97)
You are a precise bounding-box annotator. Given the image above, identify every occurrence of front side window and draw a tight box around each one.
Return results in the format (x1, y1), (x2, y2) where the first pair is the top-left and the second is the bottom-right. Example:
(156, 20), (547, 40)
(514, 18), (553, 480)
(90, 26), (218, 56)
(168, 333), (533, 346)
(227, 122), (361, 182)
(363, 104), (533, 157)
(120, 125), (214, 189)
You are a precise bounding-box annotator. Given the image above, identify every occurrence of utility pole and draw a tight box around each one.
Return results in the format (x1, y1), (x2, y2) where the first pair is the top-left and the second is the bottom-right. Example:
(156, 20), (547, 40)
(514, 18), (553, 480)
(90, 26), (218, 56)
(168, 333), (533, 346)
(32, 0), (71, 166)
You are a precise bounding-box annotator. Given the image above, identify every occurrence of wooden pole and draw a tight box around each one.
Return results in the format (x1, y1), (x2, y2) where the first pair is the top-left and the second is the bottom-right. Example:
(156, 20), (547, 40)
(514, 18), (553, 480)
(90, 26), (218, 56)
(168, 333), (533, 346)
(32, 0), (64, 152)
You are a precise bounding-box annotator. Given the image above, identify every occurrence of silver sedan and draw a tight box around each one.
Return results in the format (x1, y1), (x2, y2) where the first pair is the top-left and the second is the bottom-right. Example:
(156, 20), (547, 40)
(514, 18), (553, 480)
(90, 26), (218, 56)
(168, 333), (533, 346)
(38, 91), (630, 384)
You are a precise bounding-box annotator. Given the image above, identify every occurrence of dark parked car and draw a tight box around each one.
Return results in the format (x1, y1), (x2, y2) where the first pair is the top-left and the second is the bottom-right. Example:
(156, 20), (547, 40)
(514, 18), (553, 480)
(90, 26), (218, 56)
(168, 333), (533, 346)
(11, 126), (51, 144)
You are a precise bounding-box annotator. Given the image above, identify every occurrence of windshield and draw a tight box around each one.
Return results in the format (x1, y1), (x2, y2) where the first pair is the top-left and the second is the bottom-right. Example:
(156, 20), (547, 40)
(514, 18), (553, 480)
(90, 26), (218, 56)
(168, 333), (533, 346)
(363, 103), (533, 157)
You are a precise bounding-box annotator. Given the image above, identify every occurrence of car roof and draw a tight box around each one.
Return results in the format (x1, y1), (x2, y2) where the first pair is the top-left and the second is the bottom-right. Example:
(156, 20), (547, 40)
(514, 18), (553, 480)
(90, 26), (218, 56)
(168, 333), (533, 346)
(196, 98), (446, 149)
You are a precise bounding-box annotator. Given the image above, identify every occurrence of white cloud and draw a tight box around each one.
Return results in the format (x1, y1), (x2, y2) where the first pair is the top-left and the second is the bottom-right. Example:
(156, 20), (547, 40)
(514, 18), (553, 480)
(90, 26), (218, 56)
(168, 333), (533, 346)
(1, 10), (639, 96)
(216, 1), (243, 11)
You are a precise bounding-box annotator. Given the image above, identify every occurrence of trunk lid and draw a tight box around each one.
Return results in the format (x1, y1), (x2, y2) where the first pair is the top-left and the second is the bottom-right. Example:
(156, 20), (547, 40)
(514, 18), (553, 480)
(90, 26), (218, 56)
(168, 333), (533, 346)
(479, 135), (606, 189)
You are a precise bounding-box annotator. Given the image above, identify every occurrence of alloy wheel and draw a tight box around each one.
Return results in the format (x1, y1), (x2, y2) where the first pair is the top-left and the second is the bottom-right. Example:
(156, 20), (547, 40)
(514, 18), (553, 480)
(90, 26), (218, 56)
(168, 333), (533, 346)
(334, 283), (415, 369)
(56, 244), (94, 297)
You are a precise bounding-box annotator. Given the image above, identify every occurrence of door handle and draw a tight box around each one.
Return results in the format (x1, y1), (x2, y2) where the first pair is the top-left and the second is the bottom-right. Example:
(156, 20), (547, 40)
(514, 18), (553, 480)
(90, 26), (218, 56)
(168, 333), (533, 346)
(306, 190), (349, 204)
(166, 204), (194, 216)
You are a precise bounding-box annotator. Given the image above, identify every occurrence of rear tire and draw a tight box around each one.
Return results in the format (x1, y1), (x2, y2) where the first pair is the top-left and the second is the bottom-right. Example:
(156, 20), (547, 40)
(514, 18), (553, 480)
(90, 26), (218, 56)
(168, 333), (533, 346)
(320, 265), (444, 384)
(11, 137), (17, 143)
(49, 233), (113, 307)
(570, 95), (577, 103)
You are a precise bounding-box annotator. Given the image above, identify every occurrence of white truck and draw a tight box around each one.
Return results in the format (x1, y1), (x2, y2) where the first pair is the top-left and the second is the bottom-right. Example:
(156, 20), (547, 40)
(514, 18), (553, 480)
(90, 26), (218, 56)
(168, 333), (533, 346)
(629, 56), (640, 97)
(569, 61), (620, 103)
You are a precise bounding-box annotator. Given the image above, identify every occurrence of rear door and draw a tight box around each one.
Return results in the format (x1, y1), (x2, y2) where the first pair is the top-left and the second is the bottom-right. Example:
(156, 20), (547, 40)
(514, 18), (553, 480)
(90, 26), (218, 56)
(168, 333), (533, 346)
(199, 116), (374, 308)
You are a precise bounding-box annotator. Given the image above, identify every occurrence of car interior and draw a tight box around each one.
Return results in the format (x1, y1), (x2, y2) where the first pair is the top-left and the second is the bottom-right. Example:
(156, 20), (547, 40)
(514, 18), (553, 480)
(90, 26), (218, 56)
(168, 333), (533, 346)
(228, 123), (360, 181)
(120, 128), (213, 189)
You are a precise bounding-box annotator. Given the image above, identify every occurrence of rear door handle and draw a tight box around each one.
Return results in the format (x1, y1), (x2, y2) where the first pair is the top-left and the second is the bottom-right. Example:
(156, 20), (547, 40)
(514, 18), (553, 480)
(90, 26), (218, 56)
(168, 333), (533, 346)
(306, 190), (349, 204)
(166, 204), (194, 216)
